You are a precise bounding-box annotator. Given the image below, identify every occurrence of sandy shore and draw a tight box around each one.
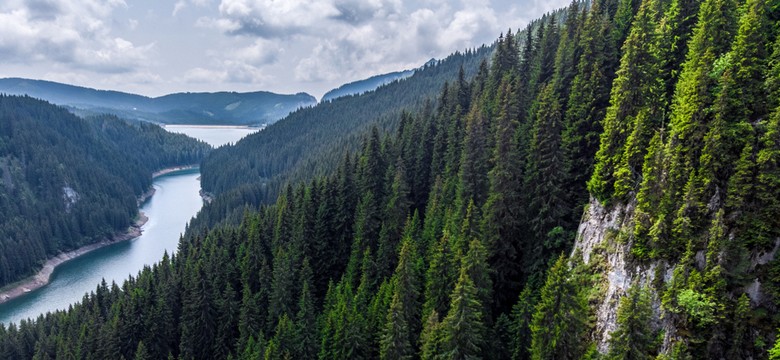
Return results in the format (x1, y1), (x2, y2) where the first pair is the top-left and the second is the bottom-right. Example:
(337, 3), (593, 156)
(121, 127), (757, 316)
(0, 165), (197, 305)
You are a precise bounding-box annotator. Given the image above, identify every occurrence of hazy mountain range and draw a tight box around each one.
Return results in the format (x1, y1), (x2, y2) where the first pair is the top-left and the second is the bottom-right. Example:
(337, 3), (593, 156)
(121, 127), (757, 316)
(0, 78), (317, 126)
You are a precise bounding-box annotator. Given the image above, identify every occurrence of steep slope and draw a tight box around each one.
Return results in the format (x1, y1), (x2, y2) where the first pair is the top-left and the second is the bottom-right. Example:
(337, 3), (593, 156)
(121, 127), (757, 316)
(0, 0), (778, 359)
(197, 47), (493, 225)
(0, 95), (210, 288)
(576, 0), (780, 356)
(0, 78), (316, 125)
(321, 69), (415, 102)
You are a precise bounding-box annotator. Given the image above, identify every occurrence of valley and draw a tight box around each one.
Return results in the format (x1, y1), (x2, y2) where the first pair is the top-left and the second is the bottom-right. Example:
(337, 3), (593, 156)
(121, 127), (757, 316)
(0, 0), (778, 359)
(0, 126), (255, 324)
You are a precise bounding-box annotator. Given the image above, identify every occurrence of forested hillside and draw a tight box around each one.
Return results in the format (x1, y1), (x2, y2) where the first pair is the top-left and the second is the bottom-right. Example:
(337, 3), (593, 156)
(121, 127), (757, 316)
(197, 47), (493, 227)
(0, 0), (779, 359)
(321, 69), (415, 102)
(0, 95), (210, 288)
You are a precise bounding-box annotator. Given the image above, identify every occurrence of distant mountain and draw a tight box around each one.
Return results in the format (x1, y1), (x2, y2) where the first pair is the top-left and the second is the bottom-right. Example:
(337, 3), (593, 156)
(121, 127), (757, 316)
(0, 95), (210, 288)
(0, 78), (316, 125)
(320, 69), (415, 102)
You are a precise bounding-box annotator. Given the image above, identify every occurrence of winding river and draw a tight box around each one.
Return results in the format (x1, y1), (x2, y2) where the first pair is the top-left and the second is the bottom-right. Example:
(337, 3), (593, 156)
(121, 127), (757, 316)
(0, 125), (256, 324)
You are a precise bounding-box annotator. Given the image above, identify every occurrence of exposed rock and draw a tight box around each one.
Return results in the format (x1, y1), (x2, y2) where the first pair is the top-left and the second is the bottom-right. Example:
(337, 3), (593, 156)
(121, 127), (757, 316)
(572, 197), (667, 353)
(62, 186), (80, 212)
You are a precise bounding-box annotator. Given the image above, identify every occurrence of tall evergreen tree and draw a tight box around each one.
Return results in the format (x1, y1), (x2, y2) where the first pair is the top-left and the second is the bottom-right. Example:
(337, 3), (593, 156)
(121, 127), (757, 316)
(482, 78), (525, 314)
(588, 0), (665, 201)
(440, 266), (487, 359)
(525, 83), (569, 276)
(530, 255), (588, 360)
(606, 284), (656, 360)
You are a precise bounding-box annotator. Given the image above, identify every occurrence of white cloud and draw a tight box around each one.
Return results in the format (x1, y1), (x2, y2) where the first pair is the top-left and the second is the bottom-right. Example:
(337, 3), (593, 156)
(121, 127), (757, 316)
(173, 0), (211, 16)
(0, 0), (152, 74)
(235, 39), (282, 66)
(216, 0), (340, 37)
(182, 60), (271, 85)
(1, 0), (574, 97)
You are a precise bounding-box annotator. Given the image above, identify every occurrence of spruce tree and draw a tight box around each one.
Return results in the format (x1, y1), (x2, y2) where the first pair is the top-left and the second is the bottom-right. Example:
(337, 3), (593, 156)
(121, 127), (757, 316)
(699, 0), (770, 209)
(440, 266), (486, 359)
(423, 231), (456, 320)
(510, 285), (536, 360)
(530, 255), (588, 360)
(482, 78), (525, 314)
(419, 310), (443, 360)
(589, 0), (664, 201)
(606, 284), (656, 360)
(525, 83), (568, 276)
(754, 35), (780, 250)
(380, 236), (422, 359)
(664, 0), (738, 232)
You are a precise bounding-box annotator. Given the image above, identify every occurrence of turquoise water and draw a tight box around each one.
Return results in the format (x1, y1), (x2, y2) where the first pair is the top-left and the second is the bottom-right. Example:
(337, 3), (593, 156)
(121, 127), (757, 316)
(0, 125), (254, 324)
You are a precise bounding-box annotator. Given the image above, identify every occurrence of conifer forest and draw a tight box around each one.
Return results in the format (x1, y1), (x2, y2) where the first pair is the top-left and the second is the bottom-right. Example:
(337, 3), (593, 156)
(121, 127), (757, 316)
(1, 0), (780, 359)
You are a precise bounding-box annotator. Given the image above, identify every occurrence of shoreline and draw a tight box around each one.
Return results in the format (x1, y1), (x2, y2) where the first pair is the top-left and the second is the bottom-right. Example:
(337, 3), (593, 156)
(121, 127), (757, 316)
(0, 214), (149, 305)
(0, 164), (199, 305)
(163, 124), (263, 130)
(152, 164), (199, 178)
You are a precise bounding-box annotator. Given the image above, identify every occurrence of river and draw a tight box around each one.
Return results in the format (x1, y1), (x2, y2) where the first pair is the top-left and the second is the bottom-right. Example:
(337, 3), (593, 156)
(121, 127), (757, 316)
(0, 125), (256, 324)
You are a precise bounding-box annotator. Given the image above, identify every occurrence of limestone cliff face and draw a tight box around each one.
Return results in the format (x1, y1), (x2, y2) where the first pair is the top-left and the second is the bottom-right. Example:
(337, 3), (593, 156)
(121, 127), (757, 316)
(572, 198), (655, 352)
(572, 196), (780, 355)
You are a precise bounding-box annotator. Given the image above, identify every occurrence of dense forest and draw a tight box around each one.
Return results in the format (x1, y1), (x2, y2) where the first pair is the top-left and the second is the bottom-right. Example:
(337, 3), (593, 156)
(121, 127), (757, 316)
(0, 0), (779, 359)
(197, 46), (493, 227)
(0, 95), (210, 288)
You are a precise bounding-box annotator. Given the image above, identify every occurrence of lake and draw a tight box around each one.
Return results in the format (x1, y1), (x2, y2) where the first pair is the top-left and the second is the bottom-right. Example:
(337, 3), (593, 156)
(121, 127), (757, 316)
(0, 125), (256, 324)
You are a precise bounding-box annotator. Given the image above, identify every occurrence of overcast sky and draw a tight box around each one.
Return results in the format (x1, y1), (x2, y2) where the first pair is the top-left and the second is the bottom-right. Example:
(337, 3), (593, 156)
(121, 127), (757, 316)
(0, 0), (570, 99)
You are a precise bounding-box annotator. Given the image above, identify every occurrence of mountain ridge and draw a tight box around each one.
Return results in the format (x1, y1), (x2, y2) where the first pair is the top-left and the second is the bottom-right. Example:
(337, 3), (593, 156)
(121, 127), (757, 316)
(0, 77), (316, 125)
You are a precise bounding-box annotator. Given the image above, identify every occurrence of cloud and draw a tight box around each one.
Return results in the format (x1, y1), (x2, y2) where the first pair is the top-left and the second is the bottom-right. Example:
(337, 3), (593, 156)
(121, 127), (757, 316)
(235, 39), (282, 66)
(204, 0), (530, 88)
(182, 60), (271, 85)
(173, 0), (211, 16)
(215, 0), (340, 37)
(0, 0), (152, 74)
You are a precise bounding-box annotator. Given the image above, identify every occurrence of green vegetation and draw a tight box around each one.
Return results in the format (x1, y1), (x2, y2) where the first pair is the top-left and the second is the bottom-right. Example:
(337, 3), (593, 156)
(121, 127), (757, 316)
(1, 0), (779, 358)
(0, 95), (209, 287)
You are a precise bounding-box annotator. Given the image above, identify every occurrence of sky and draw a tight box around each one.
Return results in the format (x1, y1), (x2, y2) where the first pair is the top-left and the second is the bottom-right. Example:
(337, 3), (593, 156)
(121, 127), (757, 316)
(0, 0), (571, 100)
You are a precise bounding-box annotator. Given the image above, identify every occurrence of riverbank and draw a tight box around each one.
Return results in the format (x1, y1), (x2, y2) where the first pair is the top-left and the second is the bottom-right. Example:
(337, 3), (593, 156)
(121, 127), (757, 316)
(152, 164), (198, 178)
(163, 124), (264, 130)
(0, 213), (149, 305)
(0, 165), (198, 305)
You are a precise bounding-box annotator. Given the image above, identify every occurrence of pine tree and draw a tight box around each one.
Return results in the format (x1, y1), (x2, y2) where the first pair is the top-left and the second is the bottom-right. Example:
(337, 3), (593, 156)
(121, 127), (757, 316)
(379, 291), (414, 360)
(589, 0), (664, 201)
(265, 314), (295, 360)
(134, 341), (150, 360)
(562, 0), (616, 217)
(525, 83), (568, 276)
(423, 231), (456, 320)
(295, 279), (318, 359)
(419, 310), (443, 360)
(377, 158), (412, 279)
(530, 255), (588, 360)
(482, 78), (525, 314)
(699, 0), (770, 210)
(456, 104), (492, 216)
(754, 35), (780, 250)
(664, 0), (738, 227)
(179, 262), (216, 360)
(461, 239), (493, 325)
(380, 236), (422, 359)
(510, 285), (536, 360)
(606, 284), (656, 360)
(440, 266), (486, 359)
